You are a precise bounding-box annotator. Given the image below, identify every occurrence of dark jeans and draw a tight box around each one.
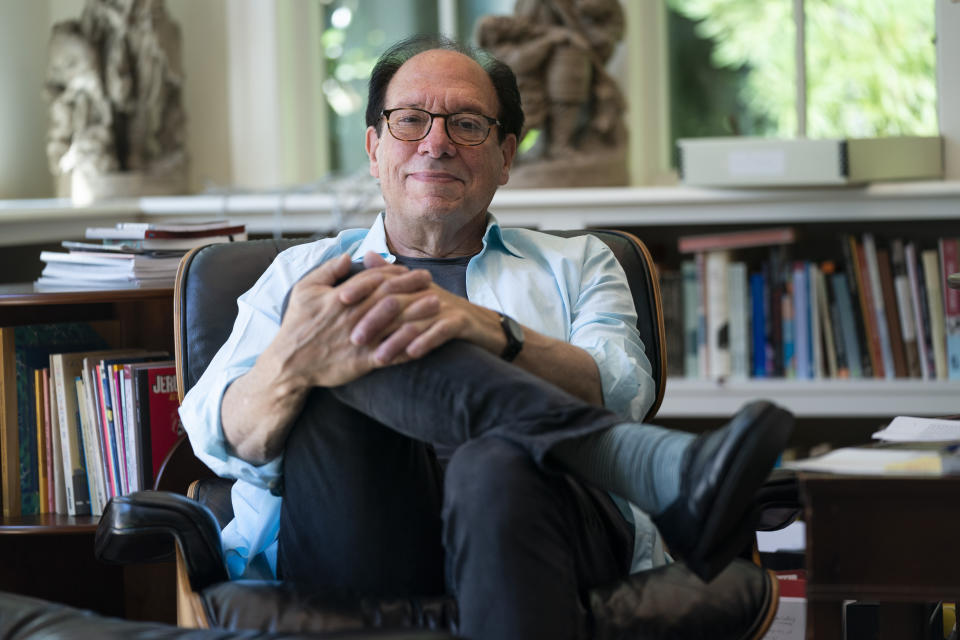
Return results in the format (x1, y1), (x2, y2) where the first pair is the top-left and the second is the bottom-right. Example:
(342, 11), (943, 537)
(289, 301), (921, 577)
(277, 341), (634, 640)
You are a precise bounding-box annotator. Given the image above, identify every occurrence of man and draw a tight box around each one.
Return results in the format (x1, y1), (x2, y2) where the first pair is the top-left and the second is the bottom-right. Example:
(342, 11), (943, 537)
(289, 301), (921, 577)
(180, 35), (792, 640)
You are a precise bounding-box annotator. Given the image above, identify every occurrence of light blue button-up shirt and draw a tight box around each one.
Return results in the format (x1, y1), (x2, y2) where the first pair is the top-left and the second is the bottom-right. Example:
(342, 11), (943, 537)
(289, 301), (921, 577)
(179, 213), (666, 579)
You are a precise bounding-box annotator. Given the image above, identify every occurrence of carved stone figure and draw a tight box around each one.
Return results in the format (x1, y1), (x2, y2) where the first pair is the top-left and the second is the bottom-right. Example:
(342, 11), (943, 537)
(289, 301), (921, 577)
(476, 0), (628, 187)
(45, 0), (187, 203)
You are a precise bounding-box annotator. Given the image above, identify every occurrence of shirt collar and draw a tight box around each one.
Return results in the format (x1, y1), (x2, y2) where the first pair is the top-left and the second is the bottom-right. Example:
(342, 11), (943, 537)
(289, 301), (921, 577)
(351, 211), (524, 261)
(481, 213), (524, 259)
(350, 212), (395, 263)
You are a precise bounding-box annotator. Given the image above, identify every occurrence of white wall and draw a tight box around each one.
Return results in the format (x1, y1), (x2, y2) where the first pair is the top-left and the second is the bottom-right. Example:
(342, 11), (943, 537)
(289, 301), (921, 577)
(0, 0), (232, 197)
(0, 3), (55, 198)
(166, 0), (232, 192)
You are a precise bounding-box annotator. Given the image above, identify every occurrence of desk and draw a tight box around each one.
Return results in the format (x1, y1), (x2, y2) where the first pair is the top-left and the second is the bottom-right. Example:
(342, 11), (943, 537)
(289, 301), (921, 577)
(800, 473), (960, 639)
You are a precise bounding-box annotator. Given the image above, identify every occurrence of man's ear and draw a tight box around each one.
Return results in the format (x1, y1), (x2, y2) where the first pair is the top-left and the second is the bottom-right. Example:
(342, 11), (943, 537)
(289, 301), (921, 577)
(498, 133), (518, 186)
(365, 126), (381, 178)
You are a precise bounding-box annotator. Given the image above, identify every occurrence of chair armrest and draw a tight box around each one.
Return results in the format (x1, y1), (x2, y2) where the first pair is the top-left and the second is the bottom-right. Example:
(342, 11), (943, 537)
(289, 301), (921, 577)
(754, 468), (801, 531)
(95, 490), (229, 591)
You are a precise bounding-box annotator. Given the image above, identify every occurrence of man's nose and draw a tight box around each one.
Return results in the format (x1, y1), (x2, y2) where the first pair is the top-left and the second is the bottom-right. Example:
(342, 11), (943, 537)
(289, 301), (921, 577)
(417, 116), (456, 157)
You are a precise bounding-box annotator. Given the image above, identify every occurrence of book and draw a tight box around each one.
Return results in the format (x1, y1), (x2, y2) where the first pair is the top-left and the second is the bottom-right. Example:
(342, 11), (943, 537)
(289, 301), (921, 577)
(809, 263), (824, 379)
(46, 364), (67, 515)
(727, 261), (749, 379)
(891, 240), (922, 378)
(905, 242), (933, 380)
(35, 369), (48, 513)
(131, 362), (183, 490)
(74, 375), (105, 515)
(849, 236), (883, 378)
(876, 247), (908, 378)
(938, 237), (960, 380)
(681, 261), (700, 379)
(659, 270), (685, 377)
(677, 227), (796, 254)
(792, 262), (811, 380)
(750, 271), (768, 378)
(831, 273), (863, 378)
(818, 260), (859, 378)
(50, 349), (130, 516)
(839, 235), (874, 378)
(705, 250), (731, 379)
(781, 285), (795, 378)
(921, 249), (948, 379)
(117, 219), (238, 232)
(86, 221), (245, 240)
(100, 232), (248, 252)
(861, 234), (894, 379)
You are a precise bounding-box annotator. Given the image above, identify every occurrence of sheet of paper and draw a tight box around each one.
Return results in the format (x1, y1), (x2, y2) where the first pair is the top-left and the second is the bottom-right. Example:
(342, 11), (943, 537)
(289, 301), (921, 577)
(872, 416), (960, 442)
(757, 520), (805, 553)
(784, 447), (946, 475)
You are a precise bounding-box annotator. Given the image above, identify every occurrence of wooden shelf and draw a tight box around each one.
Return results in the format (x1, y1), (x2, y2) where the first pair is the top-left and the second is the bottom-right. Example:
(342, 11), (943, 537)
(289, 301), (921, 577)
(0, 513), (100, 534)
(660, 378), (960, 418)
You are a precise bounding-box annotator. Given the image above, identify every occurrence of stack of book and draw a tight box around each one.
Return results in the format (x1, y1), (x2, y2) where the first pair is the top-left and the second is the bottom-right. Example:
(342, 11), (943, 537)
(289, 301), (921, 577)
(35, 220), (247, 289)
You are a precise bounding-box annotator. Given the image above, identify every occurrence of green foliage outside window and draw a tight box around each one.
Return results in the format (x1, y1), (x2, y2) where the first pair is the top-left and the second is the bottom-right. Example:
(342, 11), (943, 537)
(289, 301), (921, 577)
(668, 0), (937, 140)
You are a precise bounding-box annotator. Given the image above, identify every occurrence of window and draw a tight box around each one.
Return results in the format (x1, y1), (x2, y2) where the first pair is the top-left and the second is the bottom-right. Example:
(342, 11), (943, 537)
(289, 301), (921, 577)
(321, 0), (513, 173)
(667, 0), (938, 157)
(315, 1), (941, 178)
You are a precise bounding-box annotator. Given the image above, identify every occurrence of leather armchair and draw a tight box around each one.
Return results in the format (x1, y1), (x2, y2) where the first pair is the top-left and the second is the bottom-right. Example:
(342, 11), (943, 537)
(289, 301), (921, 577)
(95, 231), (797, 639)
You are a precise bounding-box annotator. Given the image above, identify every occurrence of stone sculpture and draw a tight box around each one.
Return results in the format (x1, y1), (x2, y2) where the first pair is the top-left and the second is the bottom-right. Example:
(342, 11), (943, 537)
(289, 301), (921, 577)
(476, 0), (628, 187)
(45, 0), (187, 203)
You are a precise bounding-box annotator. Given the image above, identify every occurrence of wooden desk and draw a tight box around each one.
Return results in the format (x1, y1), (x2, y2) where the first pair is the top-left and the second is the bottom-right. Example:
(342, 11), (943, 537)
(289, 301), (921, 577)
(800, 473), (960, 639)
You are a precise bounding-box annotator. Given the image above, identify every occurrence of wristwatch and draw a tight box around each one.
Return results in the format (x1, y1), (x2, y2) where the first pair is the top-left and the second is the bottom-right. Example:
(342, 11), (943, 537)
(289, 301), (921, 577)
(499, 313), (524, 362)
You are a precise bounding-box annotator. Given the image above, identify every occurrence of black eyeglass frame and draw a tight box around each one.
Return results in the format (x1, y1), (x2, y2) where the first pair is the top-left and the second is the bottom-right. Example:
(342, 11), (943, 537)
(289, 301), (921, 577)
(381, 108), (502, 146)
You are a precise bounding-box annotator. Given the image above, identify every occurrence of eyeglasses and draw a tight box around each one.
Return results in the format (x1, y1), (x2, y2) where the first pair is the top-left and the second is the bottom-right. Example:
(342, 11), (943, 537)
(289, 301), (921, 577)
(381, 108), (501, 146)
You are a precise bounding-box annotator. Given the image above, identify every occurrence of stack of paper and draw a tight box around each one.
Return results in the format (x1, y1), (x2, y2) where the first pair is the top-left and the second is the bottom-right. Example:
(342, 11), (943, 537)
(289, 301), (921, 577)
(35, 219), (246, 289)
(786, 416), (960, 476)
(36, 251), (183, 289)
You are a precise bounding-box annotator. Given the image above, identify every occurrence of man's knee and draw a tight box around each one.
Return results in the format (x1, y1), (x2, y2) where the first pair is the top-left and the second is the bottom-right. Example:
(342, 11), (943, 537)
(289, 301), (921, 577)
(443, 436), (552, 532)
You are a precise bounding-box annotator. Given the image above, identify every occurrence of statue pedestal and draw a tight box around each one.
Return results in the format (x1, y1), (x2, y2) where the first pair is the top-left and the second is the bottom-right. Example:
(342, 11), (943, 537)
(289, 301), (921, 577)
(504, 149), (629, 189)
(58, 167), (188, 206)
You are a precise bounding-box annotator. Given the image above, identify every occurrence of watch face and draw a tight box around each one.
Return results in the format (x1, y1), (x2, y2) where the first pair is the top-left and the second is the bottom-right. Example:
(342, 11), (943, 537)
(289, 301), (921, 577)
(500, 314), (524, 361)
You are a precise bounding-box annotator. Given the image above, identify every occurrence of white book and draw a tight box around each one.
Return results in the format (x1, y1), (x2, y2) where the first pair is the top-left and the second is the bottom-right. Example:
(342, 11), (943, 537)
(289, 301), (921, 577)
(727, 261), (749, 379)
(922, 249), (948, 379)
(705, 250), (731, 380)
(809, 264), (824, 379)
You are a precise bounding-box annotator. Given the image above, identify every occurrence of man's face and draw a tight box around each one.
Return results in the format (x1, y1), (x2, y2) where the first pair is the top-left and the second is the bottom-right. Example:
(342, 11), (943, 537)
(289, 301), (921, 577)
(366, 49), (517, 233)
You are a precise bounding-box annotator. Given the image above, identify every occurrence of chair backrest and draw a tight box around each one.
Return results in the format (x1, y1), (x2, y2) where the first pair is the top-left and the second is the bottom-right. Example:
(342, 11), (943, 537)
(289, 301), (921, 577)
(174, 230), (665, 420)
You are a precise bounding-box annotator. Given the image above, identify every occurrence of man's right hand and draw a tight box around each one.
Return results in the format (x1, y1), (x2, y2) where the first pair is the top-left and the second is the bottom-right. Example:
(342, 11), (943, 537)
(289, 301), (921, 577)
(264, 252), (440, 390)
(221, 253), (440, 463)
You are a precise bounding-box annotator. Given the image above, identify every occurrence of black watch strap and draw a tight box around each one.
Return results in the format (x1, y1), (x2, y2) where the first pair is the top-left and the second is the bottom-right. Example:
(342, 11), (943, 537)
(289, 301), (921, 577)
(499, 313), (524, 362)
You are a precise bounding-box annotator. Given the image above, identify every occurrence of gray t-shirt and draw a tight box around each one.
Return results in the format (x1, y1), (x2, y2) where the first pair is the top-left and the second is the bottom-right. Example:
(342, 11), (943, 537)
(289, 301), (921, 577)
(394, 254), (471, 299)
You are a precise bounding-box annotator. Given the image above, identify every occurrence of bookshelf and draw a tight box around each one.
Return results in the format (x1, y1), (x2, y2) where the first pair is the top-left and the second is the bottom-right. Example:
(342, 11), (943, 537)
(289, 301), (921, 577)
(0, 284), (175, 620)
(1, 183), (959, 424)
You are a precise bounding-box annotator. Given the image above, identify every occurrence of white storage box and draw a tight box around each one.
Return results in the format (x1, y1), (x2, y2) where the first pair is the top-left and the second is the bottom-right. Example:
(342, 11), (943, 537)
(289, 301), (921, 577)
(677, 136), (943, 187)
